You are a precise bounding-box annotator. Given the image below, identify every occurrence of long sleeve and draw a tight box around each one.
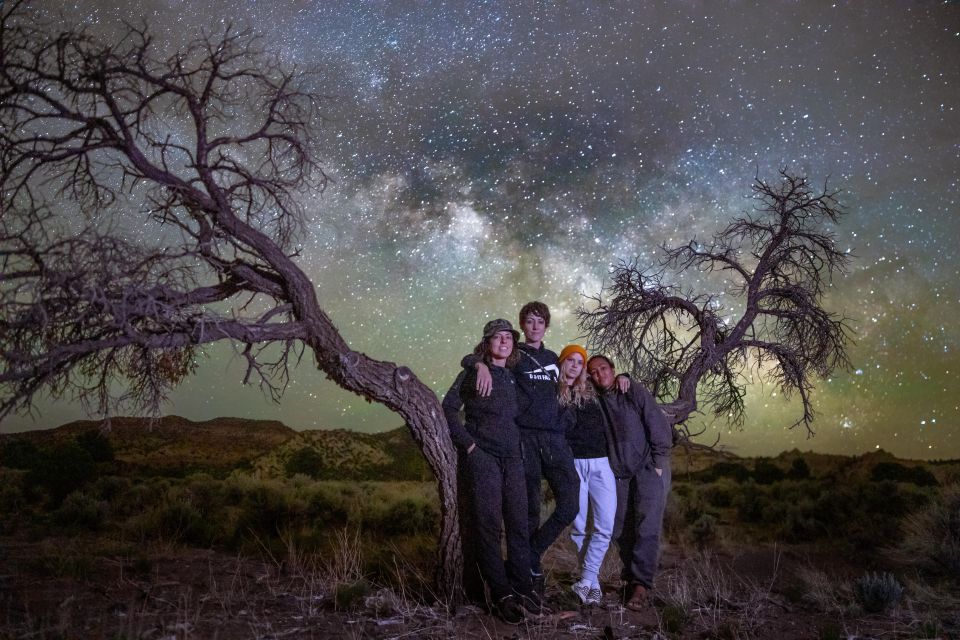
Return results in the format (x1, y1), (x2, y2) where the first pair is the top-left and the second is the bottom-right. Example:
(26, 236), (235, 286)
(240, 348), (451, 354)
(632, 384), (672, 468)
(460, 353), (481, 369)
(442, 369), (475, 453)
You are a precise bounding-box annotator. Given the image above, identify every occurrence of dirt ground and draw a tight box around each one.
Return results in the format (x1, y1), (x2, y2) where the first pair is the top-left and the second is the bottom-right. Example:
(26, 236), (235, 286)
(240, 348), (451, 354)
(0, 534), (931, 640)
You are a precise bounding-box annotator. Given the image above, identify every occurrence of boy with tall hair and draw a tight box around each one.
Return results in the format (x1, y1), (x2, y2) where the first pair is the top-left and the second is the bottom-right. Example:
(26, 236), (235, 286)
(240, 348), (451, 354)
(466, 302), (629, 593)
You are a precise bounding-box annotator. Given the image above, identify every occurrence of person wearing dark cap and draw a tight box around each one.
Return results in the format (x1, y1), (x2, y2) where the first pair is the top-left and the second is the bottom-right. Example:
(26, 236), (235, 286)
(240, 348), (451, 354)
(442, 319), (537, 624)
(586, 354), (673, 611)
(463, 302), (631, 598)
(460, 301), (577, 595)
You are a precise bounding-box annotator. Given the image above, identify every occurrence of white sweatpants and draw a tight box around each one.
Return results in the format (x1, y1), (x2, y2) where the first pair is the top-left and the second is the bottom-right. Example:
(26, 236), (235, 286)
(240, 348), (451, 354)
(570, 456), (617, 586)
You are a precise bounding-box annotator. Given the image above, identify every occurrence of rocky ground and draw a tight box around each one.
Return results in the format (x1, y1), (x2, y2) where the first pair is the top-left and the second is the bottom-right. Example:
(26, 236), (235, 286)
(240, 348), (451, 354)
(0, 535), (936, 640)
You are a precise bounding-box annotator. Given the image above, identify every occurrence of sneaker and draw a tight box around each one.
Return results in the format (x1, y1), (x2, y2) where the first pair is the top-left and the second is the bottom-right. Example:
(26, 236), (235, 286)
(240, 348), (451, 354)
(586, 586), (603, 606)
(495, 594), (524, 625)
(572, 580), (590, 605)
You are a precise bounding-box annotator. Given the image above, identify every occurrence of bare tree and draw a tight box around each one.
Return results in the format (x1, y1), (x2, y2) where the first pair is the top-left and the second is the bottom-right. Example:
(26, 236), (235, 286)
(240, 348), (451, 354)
(0, 4), (462, 598)
(578, 171), (854, 439)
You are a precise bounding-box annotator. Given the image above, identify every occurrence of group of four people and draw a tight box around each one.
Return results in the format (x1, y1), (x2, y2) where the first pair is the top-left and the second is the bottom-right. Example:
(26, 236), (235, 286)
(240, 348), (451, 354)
(442, 301), (673, 624)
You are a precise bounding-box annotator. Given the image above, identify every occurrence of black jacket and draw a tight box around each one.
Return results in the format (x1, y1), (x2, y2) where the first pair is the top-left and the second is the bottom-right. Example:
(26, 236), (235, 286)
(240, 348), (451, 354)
(462, 342), (562, 433)
(442, 365), (522, 458)
(562, 399), (608, 459)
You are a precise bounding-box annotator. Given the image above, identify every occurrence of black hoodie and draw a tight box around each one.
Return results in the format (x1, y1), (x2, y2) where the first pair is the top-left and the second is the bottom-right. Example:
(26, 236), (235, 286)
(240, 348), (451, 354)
(462, 342), (562, 433)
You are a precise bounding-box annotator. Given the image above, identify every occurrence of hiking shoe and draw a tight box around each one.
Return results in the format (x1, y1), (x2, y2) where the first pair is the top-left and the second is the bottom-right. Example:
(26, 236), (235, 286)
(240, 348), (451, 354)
(586, 586), (603, 606)
(531, 572), (545, 598)
(516, 590), (543, 615)
(572, 580), (590, 605)
(495, 594), (524, 625)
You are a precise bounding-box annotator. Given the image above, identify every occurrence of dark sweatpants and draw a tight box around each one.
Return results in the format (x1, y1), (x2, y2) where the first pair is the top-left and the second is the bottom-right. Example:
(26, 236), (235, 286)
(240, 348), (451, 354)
(522, 430), (581, 572)
(462, 446), (532, 601)
(612, 462), (671, 588)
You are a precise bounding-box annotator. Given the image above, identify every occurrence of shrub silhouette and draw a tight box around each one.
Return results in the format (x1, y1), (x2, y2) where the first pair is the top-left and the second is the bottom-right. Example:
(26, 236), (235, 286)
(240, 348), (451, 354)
(853, 571), (903, 613)
(895, 486), (960, 582)
(285, 447), (325, 478)
(787, 458), (811, 480)
(698, 462), (751, 483)
(753, 460), (786, 484)
(871, 462), (938, 486)
(25, 442), (96, 505)
(380, 498), (438, 535)
(54, 492), (107, 531)
(1, 438), (41, 469)
(76, 431), (115, 463)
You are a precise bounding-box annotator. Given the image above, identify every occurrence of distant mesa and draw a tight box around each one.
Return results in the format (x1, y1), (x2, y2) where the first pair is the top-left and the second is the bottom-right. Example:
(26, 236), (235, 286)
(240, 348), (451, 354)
(1, 417), (955, 484)
(0, 416), (434, 481)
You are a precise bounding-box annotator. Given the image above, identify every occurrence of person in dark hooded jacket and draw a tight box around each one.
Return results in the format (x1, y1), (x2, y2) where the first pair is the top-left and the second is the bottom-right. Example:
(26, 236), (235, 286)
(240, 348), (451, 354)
(587, 354), (673, 611)
(443, 318), (538, 624)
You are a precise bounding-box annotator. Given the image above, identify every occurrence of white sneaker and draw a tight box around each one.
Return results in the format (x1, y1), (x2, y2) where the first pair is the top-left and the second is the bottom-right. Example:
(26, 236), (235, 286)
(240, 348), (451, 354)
(571, 580), (590, 604)
(586, 586), (602, 605)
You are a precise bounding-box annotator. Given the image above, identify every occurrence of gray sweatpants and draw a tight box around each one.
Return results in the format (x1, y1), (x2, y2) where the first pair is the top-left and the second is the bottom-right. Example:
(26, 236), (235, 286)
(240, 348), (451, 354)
(612, 461), (671, 588)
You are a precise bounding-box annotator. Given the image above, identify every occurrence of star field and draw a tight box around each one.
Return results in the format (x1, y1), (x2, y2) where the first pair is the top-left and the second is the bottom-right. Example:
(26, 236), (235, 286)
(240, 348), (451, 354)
(11, 1), (960, 458)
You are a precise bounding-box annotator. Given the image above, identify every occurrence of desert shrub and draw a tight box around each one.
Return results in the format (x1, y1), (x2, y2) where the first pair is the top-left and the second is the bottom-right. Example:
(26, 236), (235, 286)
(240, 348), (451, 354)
(871, 461), (938, 487)
(24, 441), (96, 505)
(698, 462), (751, 483)
(671, 482), (694, 499)
(306, 489), (349, 525)
(787, 458), (811, 480)
(32, 547), (94, 578)
(90, 475), (130, 502)
(181, 473), (227, 515)
(75, 430), (114, 462)
(235, 481), (302, 540)
(853, 571), (903, 613)
(662, 490), (687, 543)
(777, 498), (822, 542)
(1, 438), (41, 469)
(285, 447), (325, 478)
(895, 486), (960, 582)
(134, 499), (215, 546)
(700, 478), (738, 508)
(661, 604), (690, 634)
(54, 491), (107, 531)
(732, 481), (768, 523)
(753, 459), (786, 484)
(112, 478), (172, 518)
(0, 475), (27, 532)
(378, 498), (438, 535)
(334, 579), (372, 610)
(688, 513), (718, 548)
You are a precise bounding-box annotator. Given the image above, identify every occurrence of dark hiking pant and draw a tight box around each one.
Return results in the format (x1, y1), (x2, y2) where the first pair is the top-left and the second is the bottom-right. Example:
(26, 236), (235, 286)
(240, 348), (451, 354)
(612, 461), (671, 588)
(462, 446), (532, 601)
(522, 430), (581, 572)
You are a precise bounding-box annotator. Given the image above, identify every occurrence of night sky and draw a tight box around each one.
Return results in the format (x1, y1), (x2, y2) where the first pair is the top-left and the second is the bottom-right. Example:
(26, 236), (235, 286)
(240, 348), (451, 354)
(8, 1), (960, 459)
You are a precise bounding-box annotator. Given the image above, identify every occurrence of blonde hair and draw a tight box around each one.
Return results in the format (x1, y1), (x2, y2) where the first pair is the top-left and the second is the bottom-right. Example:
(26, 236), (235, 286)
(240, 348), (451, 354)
(558, 359), (595, 407)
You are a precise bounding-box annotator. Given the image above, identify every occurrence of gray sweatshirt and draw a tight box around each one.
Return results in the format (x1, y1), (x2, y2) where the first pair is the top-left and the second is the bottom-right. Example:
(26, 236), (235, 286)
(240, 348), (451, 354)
(596, 383), (672, 477)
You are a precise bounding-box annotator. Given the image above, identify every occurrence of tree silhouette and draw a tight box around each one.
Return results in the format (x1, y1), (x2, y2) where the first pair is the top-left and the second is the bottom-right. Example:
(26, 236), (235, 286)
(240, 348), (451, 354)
(579, 170), (854, 438)
(0, 3), (461, 598)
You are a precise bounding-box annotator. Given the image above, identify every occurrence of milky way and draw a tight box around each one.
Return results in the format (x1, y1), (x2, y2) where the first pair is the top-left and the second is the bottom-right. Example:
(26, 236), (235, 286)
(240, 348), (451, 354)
(10, 1), (960, 458)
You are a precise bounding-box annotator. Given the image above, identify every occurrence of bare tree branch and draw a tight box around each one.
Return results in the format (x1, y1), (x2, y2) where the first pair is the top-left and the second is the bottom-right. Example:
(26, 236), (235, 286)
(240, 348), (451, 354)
(578, 170), (854, 438)
(0, 2), (461, 601)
